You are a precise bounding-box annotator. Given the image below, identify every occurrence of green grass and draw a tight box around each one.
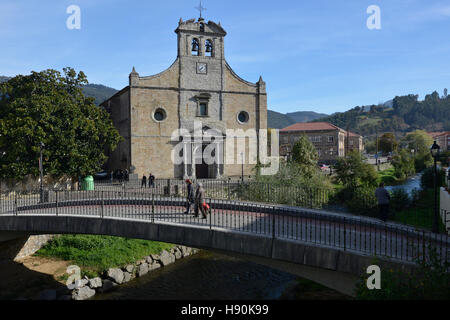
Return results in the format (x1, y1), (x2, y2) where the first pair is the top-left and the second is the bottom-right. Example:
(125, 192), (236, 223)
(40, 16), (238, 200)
(377, 167), (402, 186)
(36, 235), (175, 276)
(392, 189), (446, 232)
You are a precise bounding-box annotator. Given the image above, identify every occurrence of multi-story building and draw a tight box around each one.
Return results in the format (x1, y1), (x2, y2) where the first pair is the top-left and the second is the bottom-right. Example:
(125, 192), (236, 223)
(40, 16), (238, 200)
(279, 122), (363, 164)
(435, 132), (450, 151)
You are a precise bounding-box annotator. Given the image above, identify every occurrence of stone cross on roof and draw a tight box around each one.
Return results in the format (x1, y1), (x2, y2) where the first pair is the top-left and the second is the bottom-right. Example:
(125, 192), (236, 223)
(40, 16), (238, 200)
(195, 0), (207, 19)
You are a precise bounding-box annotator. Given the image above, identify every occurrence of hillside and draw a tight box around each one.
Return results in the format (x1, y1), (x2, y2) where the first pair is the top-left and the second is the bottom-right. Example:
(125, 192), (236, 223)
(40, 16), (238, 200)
(1, 75), (118, 105)
(314, 90), (450, 136)
(267, 110), (296, 129)
(82, 84), (118, 105)
(286, 111), (329, 123)
(267, 110), (328, 129)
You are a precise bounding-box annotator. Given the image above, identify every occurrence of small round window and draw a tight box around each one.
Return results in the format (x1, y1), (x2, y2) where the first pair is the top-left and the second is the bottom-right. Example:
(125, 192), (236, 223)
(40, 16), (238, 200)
(237, 111), (249, 124)
(153, 108), (167, 122)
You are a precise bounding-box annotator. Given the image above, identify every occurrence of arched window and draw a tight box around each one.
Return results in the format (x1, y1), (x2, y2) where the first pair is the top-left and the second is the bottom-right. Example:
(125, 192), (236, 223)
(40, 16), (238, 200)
(205, 39), (213, 57)
(200, 23), (205, 32)
(191, 38), (199, 56)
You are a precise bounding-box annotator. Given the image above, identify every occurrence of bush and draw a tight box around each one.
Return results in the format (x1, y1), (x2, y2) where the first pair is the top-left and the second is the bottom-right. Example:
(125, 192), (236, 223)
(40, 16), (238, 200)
(390, 188), (411, 212)
(345, 185), (377, 216)
(420, 166), (446, 190)
(354, 246), (450, 300)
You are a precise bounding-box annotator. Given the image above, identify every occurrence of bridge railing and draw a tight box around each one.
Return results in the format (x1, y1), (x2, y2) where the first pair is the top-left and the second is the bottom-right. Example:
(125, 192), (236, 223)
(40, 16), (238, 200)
(1, 189), (449, 267)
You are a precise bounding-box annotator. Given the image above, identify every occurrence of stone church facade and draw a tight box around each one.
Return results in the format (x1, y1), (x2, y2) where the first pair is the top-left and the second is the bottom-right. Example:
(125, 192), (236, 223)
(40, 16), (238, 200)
(101, 17), (267, 179)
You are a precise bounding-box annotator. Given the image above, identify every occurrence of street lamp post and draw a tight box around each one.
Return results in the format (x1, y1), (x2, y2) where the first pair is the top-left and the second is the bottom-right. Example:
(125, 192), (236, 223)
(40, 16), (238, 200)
(39, 142), (45, 203)
(430, 141), (441, 234)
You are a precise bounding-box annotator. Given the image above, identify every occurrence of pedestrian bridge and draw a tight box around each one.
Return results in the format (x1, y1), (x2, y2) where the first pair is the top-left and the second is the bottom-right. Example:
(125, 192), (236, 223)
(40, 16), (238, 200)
(0, 191), (448, 296)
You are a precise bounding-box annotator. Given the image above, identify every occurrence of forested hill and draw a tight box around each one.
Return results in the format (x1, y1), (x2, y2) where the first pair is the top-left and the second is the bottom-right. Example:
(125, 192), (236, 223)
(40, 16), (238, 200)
(1, 76), (118, 105)
(314, 90), (450, 136)
(268, 110), (328, 129)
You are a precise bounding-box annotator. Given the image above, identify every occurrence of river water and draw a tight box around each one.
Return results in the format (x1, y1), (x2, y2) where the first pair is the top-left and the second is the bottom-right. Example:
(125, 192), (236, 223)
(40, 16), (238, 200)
(385, 172), (423, 195)
(94, 251), (300, 300)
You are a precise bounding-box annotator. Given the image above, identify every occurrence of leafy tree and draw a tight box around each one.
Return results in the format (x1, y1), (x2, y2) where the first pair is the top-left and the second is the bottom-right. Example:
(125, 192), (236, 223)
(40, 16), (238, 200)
(0, 68), (121, 182)
(290, 135), (319, 178)
(401, 130), (433, 171)
(378, 133), (398, 154)
(392, 149), (415, 180)
(334, 151), (378, 188)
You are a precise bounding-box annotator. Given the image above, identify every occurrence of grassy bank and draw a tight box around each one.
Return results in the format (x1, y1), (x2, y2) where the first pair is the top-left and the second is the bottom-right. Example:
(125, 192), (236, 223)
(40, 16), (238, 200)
(392, 189), (446, 232)
(36, 235), (175, 277)
(377, 167), (405, 186)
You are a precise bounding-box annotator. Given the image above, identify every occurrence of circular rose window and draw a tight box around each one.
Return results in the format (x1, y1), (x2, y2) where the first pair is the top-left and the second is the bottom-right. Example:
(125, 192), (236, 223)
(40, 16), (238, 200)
(237, 111), (249, 124)
(153, 108), (167, 122)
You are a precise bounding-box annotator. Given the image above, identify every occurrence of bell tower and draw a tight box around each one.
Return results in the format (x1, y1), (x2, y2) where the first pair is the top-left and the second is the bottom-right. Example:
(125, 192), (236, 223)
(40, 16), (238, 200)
(175, 18), (226, 59)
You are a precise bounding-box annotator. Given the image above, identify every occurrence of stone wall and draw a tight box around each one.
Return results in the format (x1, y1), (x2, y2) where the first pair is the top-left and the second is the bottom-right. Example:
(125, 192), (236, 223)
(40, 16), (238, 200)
(0, 234), (54, 261)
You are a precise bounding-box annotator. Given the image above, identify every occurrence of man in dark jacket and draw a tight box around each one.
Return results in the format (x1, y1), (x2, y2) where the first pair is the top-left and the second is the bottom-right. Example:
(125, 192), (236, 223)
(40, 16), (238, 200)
(184, 179), (194, 215)
(194, 182), (207, 219)
(141, 175), (147, 188)
(375, 182), (391, 222)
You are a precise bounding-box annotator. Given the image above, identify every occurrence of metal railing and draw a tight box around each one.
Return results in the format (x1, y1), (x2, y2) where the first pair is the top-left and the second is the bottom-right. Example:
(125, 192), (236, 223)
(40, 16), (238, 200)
(1, 189), (449, 266)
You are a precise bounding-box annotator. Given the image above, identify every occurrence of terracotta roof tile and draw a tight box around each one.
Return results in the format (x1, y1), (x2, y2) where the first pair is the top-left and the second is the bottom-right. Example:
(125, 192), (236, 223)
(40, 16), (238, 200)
(280, 122), (342, 132)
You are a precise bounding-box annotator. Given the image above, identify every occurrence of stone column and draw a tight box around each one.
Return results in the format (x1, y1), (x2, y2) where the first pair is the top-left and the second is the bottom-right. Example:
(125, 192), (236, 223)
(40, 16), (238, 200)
(191, 143), (196, 178)
(183, 142), (188, 178)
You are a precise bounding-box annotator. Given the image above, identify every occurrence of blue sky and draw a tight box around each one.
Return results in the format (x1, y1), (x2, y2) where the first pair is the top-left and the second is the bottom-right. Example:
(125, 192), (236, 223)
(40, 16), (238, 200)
(1, 0), (449, 114)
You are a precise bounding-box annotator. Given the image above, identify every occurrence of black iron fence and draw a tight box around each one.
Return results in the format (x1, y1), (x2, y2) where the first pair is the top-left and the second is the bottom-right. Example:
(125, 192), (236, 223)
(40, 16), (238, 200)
(1, 189), (449, 267)
(2, 177), (448, 234)
(92, 179), (449, 233)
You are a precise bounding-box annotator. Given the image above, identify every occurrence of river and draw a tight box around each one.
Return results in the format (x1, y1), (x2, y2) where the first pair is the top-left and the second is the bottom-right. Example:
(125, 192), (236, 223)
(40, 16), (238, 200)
(93, 251), (347, 300)
(385, 172), (423, 195)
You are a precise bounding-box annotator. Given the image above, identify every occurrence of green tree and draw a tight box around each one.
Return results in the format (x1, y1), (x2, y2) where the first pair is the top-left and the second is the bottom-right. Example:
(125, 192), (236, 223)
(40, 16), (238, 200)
(290, 135), (319, 178)
(334, 151), (378, 188)
(378, 133), (398, 154)
(401, 130), (433, 171)
(392, 149), (415, 180)
(0, 68), (121, 182)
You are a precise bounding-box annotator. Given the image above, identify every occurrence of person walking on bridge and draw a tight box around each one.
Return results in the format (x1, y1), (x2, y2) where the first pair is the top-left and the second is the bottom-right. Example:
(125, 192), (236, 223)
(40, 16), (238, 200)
(184, 179), (194, 215)
(194, 182), (207, 219)
(375, 182), (390, 222)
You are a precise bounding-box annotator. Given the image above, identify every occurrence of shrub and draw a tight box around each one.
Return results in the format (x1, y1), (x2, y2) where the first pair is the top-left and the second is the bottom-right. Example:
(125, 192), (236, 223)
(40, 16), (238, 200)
(345, 185), (377, 216)
(354, 246), (450, 300)
(420, 166), (446, 190)
(389, 188), (411, 212)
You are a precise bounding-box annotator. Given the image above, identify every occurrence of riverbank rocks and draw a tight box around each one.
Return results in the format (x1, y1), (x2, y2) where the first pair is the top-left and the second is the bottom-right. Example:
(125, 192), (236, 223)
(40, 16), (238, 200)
(138, 263), (149, 277)
(65, 246), (199, 300)
(106, 268), (124, 284)
(159, 250), (175, 266)
(89, 277), (102, 289)
(72, 286), (95, 300)
(149, 262), (161, 271)
(123, 272), (132, 283)
(125, 264), (134, 273)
